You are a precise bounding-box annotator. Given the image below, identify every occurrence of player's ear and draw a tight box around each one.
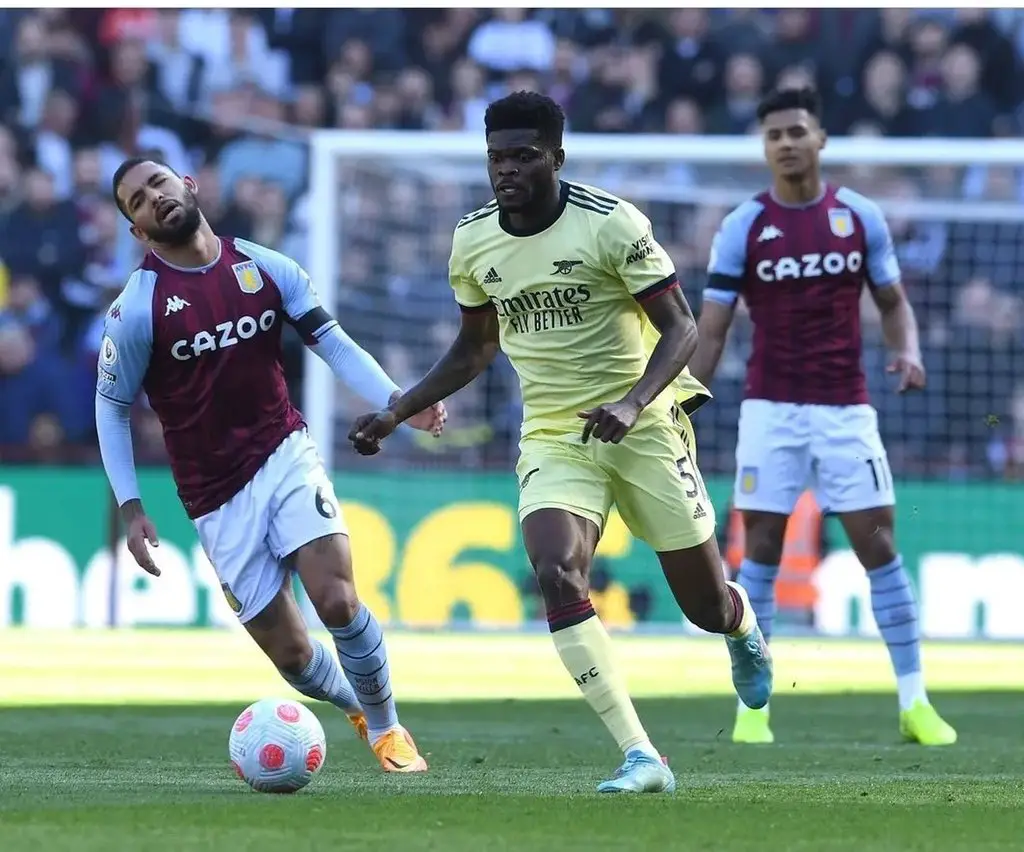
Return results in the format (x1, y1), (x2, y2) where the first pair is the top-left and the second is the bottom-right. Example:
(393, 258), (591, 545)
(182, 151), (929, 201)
(818, 128), (828, 152)
(129, 224), (147, 243)
(552, 147), (565, 172)
(183, 174), (198, 194)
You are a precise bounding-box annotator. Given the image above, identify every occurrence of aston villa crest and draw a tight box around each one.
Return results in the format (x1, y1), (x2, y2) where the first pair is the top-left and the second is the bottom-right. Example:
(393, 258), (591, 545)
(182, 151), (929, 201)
(828, 208), (854, 239)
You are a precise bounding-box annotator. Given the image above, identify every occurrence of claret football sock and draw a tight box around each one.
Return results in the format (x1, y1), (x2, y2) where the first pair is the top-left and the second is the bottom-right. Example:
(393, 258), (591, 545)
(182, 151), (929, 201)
(329, 604), (401, 743)
(548, 600), (661, 762)
(868, 556), (928, 710)
(280, 638), (362, 715)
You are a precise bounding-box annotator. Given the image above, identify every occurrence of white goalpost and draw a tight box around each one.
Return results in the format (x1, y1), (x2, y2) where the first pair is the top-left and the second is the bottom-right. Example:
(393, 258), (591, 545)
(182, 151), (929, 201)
(306, 130), (1024, 475)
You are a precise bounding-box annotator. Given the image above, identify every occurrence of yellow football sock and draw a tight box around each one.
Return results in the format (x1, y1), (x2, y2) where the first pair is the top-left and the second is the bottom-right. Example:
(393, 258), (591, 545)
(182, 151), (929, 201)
(551, 614), (649, 753)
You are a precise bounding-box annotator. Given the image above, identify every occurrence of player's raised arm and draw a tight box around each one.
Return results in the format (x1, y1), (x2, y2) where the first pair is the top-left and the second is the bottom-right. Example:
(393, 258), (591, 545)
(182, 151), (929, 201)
(841, 190), (926, 393)
(349, 233), (500, 452)
(94, 271), (161, 576)
(689, 203), (758, 388)
(238, 239), (446, 434)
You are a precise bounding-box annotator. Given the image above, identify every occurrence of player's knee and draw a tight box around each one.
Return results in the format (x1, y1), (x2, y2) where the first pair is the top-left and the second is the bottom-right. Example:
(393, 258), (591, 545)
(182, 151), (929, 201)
(859, 528), (897, 571)
(533, 554), (589, 604)
(309, 581), (360, 630)
(744, 513), (788, 565)
(843, 509), (897, 570)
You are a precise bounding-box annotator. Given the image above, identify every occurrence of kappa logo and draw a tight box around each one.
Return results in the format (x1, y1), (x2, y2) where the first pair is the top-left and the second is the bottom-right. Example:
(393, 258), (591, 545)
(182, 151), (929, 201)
(165, 296), (190, 316)
(757, 225), (784, 243)
(552, 259), (583, 276)
(233, 260), (264, 294)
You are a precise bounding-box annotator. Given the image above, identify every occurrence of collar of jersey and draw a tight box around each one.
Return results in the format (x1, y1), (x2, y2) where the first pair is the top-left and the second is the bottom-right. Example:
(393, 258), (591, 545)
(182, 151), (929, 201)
(498, 181), (570, 238)
(151, 238), (223, 274)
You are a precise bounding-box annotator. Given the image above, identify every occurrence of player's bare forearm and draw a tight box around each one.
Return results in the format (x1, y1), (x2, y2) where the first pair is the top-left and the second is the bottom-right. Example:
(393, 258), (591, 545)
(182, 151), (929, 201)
(623, 287), (698, 411)
(689, 299), (735, 387)
(872, 283), (921, 358)
(390, 308), (500, 423)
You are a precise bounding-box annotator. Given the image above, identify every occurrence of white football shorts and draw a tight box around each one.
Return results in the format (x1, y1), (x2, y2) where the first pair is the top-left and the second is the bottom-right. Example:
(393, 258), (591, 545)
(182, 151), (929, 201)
(193, 429), (347, 623)
(733, 399), (896, 516)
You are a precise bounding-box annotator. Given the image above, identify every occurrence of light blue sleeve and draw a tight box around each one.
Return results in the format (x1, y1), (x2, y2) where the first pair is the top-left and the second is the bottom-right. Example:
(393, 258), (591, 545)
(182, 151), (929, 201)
(234, 237), (320, 321)
(234, 238), (400, 408)
(95, 394), (140, 506)
(836, 187), (901, 287)
(704, 199), (763, 306)
(94, 268), (155, 507)
(96, 269), (156, 406)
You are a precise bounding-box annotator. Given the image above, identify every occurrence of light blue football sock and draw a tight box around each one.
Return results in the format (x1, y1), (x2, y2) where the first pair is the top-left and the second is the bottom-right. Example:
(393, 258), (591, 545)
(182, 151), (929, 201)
(868, 556), (922, 678)
(280, 638), (362, 715)
(737, 559), (779, 643)
(329, 604), (400, 741)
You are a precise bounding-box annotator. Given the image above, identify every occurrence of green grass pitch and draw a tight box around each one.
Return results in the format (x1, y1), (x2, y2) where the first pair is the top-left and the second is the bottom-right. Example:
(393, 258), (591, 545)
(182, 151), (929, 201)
(1, 630), (1022, 851)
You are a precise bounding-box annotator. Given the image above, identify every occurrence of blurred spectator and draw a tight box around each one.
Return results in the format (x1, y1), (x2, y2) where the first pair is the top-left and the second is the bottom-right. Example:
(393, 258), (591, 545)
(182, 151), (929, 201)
(705, 53), (764, 134)
(468, 9), (556, 76)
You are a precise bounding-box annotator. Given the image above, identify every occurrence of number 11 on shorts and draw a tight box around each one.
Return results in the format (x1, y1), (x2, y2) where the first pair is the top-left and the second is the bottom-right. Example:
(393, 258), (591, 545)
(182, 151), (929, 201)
(865, 456), (892, 491)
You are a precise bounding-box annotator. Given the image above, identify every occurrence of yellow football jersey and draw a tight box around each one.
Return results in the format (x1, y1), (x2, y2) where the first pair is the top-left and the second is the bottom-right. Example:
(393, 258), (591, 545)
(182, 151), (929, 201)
(449, 181), (709, 439)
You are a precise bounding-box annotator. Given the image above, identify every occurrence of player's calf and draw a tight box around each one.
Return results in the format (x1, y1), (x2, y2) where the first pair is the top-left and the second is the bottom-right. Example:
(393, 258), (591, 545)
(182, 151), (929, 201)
(243, 584), (365, 736)
(840, 508), (929, 711)
(657, 538), (773, 710)
(292, 534), (425, 768)
(523, 509), (665, 772)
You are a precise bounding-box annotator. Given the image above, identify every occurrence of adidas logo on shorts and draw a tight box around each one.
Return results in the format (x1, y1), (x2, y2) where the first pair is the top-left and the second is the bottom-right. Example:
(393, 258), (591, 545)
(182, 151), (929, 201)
(692, 503), (706, 520)
(483, 267), (502, 284)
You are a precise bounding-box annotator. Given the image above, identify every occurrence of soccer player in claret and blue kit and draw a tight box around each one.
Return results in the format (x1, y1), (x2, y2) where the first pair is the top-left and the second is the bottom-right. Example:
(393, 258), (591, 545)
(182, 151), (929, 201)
(96, 158), (448, 773)
(690, 86), (957, 747)
(350, 91), (773, 793)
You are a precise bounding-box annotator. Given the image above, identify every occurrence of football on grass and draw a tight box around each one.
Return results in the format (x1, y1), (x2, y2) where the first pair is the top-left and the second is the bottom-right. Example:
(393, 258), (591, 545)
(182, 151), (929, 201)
(228, 698), (327, 793)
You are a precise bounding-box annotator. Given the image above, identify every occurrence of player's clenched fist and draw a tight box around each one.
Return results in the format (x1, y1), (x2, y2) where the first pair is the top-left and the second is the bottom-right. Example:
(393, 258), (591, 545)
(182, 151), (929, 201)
(349, 410), (397, 455)
(126, 514), (161, 576)
(578, 399), (641, 445)
(887, 353), (926, 393)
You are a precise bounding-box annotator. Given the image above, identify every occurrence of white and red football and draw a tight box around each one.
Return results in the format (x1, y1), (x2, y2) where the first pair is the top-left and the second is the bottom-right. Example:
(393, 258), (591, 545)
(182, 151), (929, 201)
(228, 698), (327, 793)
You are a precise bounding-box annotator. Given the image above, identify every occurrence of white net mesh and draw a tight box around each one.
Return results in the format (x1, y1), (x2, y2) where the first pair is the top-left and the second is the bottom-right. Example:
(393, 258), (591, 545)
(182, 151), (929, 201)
(315, 136), (1024, 485)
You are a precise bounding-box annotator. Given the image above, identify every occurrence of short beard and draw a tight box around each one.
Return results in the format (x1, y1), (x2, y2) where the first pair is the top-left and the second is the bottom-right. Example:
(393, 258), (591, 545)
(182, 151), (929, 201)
(146, 189), (203, 246)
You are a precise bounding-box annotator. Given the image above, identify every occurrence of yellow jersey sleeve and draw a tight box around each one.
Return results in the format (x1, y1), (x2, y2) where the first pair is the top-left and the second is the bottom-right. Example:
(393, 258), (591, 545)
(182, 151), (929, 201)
(448, 229), (490, 311)
(600, 201), (679, 301)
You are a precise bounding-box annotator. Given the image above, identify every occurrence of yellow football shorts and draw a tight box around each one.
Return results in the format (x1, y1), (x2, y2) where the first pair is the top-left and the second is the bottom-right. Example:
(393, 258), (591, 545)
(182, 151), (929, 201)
(516, 408), (716, 553)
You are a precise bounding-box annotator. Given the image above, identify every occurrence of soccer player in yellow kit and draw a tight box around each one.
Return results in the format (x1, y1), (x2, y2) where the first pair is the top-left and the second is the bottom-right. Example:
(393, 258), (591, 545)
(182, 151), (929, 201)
(350, 92), (772, 793)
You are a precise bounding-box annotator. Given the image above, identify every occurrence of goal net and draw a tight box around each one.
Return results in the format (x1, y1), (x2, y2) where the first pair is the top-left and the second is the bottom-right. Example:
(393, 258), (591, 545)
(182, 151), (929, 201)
(305, 131), (1024, 637)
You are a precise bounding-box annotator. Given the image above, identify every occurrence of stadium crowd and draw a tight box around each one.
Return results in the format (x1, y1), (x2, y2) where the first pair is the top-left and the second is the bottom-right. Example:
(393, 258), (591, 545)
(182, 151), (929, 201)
(1, 8), (1024, 478)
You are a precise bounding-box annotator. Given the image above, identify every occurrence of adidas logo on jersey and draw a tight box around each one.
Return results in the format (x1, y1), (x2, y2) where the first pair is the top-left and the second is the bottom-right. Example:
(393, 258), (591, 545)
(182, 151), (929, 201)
(757, 225), (784, 243)
(483, 267), (502, 284)
(165, 296), (191, 316)
(692, 503), (707, 520)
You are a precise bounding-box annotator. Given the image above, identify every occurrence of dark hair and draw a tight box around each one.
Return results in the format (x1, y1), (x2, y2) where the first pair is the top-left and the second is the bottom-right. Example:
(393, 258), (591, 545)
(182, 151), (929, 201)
(484, 90), (565, 148)
(111, 157), (175, 220)
(756, 86), (823, 123)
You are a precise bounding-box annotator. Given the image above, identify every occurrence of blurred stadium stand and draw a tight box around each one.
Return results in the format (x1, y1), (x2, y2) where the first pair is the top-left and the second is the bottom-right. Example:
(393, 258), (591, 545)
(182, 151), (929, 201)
(2, 8), (1024, 481)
